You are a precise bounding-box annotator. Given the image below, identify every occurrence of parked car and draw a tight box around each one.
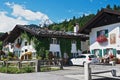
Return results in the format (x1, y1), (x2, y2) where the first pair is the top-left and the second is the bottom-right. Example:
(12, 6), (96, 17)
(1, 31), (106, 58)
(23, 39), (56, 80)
(70, 54), (99, 66)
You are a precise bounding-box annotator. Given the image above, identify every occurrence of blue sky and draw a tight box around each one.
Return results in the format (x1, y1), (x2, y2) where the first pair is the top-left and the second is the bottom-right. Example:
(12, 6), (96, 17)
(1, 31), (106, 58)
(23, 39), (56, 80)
(0, 0), (120, 32)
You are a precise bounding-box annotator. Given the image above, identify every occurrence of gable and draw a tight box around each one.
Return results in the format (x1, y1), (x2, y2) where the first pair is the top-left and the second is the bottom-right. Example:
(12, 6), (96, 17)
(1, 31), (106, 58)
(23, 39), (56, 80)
(79, 9), (120, 34)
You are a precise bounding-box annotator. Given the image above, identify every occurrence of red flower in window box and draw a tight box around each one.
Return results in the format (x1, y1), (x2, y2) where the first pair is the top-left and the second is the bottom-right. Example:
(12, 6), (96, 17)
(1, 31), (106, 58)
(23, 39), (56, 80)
(96, 35), (108, 43)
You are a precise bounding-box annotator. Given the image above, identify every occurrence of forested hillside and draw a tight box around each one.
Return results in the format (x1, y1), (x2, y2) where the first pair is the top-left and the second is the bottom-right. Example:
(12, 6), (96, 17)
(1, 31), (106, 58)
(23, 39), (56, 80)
(48, 5), (120, 32)
(48, 14), (95, 32)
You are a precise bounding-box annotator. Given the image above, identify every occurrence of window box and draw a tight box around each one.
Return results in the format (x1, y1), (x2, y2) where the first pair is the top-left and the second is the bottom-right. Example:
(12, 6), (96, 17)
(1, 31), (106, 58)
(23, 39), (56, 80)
(96, 35), (108, 43)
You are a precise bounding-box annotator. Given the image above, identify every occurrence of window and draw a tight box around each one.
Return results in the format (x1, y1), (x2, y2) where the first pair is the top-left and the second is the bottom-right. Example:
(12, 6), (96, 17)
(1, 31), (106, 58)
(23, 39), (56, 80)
(54, 52), (59, 58)
(25, 49), (28, 52)
(17, 38), (22, 45)
(72, 40), (76, 44)
(97, 29), (108, 37)
(25, 42), (27, 46)
(51, 38), (59, 44)
(117, 50), (120, 54)
(18, 51), (21, 57)
(17, 39), (20, 44)
(104, 48), (116, 56)
(92, 49), (102, 57)
(89, 55), (96, 58)
(96, 30), (108, 43)
(29, 41), (31, 45)
(77, 55), (86, 58)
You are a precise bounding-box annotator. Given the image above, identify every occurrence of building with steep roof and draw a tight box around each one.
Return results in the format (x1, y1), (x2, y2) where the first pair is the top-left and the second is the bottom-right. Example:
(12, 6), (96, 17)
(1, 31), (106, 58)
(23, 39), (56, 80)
(0, 24), (89, 60)
(79, 9), (120, 59)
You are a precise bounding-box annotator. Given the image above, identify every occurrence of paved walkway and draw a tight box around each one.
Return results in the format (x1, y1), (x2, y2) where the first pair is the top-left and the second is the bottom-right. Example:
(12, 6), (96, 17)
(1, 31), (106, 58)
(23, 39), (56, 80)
(0, 64), (120, 80)
(0, 72), (77, 80)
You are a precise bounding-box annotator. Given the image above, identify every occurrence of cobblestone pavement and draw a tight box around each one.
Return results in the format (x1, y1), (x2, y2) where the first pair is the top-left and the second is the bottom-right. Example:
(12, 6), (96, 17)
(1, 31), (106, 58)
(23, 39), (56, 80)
(0, 64), (120, 80)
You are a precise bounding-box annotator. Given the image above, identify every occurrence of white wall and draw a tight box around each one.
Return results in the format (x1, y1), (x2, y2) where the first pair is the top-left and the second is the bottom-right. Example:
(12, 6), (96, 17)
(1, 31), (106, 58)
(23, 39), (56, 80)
(49, 44), (61, 52)
(13, 36), (36, 59)
(71, 43), (77, 53)
(81, 40), (89, 52)
(90, 23), (120, 57)
(49, 44), (61, 57)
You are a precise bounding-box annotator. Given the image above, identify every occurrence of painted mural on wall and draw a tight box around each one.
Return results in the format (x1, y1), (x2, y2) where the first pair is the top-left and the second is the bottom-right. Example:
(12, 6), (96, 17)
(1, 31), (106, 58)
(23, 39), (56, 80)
(110, 33), (116, 44)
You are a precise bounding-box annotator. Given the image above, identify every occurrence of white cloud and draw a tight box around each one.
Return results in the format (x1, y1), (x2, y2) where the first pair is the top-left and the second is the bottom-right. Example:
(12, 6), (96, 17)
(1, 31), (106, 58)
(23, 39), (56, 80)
(5, 2), (53, 24)
(0, 11), (28, 32)
(0, 2), (53, 32)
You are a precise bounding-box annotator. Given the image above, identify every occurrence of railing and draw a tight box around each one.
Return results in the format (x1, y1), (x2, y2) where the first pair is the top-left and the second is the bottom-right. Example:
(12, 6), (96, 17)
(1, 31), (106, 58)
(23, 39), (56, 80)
(0, 59), (63, 72)
(35, 59), (63, 72)
(84, 62), (117, 80)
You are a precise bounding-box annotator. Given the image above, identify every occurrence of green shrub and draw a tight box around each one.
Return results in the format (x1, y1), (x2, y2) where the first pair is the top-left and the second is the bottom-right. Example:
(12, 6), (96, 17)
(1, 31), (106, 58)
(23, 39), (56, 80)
(0, 67), (6, 73)
(22, 66), (34, 73)
(7, 67), (19, 73)
(40, 66), (51, 72)
(0, 66), (34, 73)
(40, 66), (60, 72)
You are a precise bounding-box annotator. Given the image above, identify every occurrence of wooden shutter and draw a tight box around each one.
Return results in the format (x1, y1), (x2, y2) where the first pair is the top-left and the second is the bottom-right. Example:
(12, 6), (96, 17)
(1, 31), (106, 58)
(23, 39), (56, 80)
(103, 49), (107, 56)
(113, 49), (116, 57)
(99, 49), (102, 57)
(91, 50), (95, 54)
(97, 31), (100, 37)
(105, 30), (108, 37)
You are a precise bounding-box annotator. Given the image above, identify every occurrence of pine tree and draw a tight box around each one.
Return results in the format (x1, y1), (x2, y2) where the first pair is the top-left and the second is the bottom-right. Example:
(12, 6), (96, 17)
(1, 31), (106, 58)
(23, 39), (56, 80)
(113, 5), (117, 10)
(106, 4), (112, 9)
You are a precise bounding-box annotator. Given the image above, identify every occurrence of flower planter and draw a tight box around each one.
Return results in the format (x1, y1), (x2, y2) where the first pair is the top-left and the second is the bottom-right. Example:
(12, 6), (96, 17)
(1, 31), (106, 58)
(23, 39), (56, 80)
(96, 35), (108, 43)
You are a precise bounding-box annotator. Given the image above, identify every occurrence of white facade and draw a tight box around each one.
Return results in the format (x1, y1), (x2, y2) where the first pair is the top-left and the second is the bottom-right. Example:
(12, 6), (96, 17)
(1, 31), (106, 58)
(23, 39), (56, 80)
(49, 38), (83, 58)
(90, 23), (120, 58)
(81, 40), (89, 52)
(3, 36), (83, 59)
(71, 42), (77, 57)
(49, 38), (61, 58)
(3, 36), (36, 60)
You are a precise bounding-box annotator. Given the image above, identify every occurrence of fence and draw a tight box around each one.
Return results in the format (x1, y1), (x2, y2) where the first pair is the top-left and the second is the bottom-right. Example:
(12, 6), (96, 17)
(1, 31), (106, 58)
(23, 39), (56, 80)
(84, 62), (117, 80)
(0, 59), (63, 72)
(35, 59), (63, 72)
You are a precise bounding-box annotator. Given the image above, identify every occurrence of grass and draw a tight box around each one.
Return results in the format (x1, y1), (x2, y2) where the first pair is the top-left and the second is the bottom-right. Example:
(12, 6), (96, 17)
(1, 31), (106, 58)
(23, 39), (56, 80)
(0, 66), (60, 73)
(0, 66), (34, 74)
(40, 66), (60, 72)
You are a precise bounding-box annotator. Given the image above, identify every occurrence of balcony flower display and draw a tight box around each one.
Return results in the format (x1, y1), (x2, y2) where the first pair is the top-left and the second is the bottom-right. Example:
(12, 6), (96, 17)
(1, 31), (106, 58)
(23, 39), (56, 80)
(96, 35), (108, 43)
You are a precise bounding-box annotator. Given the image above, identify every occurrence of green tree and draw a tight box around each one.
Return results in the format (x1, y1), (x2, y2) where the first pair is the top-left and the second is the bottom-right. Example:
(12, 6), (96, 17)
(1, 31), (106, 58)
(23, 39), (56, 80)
(113, 5), (117, 10)
(0, 41), (2, 50)
(106, 4), (112, 9)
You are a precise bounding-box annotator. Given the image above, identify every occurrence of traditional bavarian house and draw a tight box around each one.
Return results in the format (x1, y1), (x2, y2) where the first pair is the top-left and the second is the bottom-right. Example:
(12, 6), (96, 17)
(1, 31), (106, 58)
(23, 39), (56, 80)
(0, 24), (88, 60)
(79, 9), (120, 59)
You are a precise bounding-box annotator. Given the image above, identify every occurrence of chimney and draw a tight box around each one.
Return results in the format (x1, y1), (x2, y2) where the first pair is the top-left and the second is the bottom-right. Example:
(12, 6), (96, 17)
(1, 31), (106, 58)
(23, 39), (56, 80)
(74, 23), (79, 35)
